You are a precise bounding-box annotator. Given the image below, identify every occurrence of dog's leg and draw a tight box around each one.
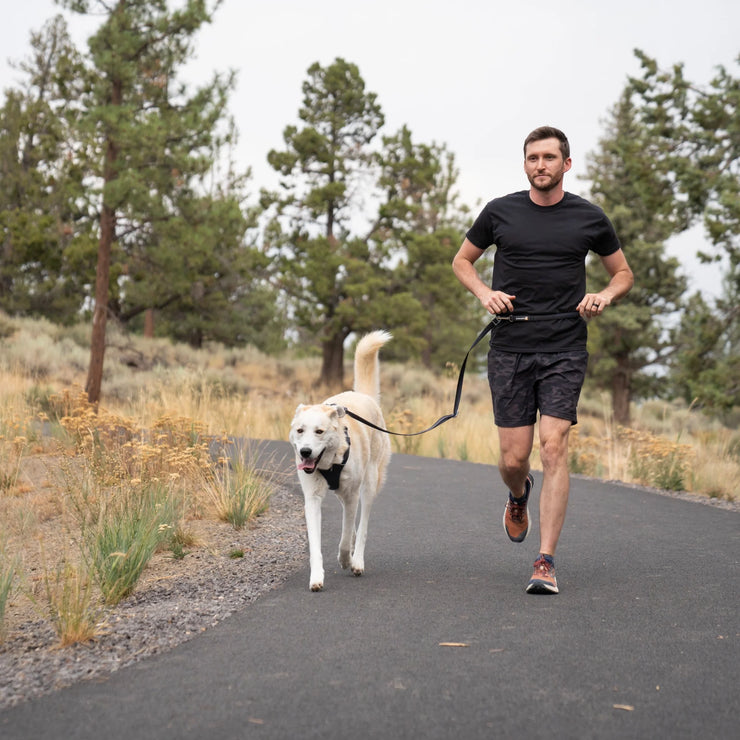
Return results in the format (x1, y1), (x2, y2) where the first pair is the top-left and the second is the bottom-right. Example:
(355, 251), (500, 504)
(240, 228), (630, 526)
(350, 484), (376, 577)
(303, 492), (325, 591)
(337, 491), (359, 570)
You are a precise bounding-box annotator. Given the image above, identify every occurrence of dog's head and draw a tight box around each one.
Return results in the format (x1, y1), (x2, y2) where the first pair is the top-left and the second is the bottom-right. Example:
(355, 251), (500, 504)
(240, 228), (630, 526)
(289, 403), (347, 475)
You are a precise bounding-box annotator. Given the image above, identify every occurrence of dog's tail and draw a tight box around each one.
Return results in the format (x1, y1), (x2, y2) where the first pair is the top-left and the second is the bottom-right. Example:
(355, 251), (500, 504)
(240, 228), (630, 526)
(353, 330), (392, 401)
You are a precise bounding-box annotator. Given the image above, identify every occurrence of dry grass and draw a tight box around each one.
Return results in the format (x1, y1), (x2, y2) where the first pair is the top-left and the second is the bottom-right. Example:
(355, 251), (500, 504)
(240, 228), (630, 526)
(0, 382), (281, 644)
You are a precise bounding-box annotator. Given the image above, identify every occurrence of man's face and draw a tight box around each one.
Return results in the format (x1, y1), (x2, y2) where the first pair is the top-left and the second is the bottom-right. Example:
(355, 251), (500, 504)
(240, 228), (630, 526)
(524, 138), (572, 192)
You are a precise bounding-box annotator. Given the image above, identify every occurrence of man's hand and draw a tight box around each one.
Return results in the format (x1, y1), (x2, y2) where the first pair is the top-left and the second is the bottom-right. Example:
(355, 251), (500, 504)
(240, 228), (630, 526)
(482, 289), (517, 315)
(452, 239), (517, 316)
(576, 293), (610, 318)
(577, 250), (634, 319)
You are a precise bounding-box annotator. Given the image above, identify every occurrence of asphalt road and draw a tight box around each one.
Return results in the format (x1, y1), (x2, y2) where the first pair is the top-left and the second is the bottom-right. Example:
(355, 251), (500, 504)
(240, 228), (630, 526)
(1, 442), (738, 739)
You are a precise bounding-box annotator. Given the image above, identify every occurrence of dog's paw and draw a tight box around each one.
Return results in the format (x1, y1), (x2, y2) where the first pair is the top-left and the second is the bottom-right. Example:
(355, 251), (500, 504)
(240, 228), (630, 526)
(350, 557), (364, 577)
(338, 548), (351, 569)
(309, 567), (324, 591)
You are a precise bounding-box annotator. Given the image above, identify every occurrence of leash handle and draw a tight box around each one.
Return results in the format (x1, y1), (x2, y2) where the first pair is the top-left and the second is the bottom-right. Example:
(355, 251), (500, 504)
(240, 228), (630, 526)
(344, 317), (498, 437)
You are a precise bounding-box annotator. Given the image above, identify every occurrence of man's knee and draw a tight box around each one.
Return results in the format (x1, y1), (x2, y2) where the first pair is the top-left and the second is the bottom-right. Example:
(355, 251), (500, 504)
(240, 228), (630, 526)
(498, 426), (534, 473)
(499, 447), (530, 474)
(539, 421), (571, 470)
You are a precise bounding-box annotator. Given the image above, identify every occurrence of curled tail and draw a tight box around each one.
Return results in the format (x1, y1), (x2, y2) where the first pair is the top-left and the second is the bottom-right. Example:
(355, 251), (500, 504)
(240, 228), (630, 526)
(353, 330), (392, 401)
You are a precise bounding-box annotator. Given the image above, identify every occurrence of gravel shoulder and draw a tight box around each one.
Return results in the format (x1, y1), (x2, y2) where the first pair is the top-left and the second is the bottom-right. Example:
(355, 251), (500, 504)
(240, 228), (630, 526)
(0, 485), (307, 711)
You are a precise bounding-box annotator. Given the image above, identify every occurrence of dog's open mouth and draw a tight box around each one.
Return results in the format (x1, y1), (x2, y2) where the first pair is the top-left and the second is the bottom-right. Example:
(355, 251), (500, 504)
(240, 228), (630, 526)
(297, 449), (324, 474)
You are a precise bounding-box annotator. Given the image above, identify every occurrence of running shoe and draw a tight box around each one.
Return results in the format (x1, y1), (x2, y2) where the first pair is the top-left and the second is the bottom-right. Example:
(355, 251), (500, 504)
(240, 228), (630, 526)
(503, 473), (533, 542)
(526, 554), (559, 594)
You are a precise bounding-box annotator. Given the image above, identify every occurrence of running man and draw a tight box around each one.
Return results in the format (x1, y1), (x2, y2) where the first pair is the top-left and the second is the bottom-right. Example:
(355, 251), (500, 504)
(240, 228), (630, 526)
(452, 126), (634, 593)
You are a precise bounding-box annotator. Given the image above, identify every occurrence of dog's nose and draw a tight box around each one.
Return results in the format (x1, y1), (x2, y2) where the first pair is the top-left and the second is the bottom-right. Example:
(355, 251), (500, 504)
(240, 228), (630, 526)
(300, 447), (313, 459)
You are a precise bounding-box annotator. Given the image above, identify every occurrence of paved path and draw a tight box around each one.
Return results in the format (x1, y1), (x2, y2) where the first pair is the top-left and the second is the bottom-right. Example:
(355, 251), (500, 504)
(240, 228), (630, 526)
(1, 443), (738, 739)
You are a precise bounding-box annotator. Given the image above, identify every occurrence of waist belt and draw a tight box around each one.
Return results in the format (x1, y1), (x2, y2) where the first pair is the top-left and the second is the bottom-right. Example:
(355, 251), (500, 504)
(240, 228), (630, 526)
(491, 311), (581, 325)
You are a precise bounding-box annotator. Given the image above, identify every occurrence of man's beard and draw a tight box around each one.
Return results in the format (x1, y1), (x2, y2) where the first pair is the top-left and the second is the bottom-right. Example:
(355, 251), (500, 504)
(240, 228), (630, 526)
(527, 170), (564, 192)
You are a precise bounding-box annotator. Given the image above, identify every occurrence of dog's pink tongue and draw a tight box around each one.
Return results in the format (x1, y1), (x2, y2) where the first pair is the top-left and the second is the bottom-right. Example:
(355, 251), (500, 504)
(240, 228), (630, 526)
(298, 460), (315, 472)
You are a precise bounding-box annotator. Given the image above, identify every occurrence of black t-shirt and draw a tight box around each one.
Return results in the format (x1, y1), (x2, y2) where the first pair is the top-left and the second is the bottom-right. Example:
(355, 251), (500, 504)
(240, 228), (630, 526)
(466, 190), (621, 352)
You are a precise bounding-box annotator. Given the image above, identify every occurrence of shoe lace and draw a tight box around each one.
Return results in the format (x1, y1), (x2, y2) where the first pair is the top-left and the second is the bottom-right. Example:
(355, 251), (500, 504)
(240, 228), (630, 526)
(533, 556), (554, 577)
(507, 497), (527, 523)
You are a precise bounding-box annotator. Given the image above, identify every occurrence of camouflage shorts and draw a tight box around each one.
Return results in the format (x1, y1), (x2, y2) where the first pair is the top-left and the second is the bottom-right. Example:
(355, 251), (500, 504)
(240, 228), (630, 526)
(486, 349), (589, 427)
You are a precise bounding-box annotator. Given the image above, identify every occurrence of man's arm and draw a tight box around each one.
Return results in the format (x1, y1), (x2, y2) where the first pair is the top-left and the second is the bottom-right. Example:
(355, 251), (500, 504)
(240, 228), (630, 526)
(576, 248), (634, 318)
(452, 238), (517, 315)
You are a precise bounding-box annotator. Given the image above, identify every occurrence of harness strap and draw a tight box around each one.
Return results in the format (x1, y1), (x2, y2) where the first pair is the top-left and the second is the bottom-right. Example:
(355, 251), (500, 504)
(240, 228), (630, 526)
(343, 311), (581, 437)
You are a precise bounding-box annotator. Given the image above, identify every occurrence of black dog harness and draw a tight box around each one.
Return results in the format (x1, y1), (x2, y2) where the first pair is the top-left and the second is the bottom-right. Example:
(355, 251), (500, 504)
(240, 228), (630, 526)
(318, 427), (351, 490)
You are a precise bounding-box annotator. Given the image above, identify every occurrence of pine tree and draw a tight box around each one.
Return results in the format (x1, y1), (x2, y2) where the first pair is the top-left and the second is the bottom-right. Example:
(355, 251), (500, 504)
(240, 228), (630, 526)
(627, 50), (740, 417)
(264, 59), (478, 387)
(629, 50), (740, 275)
(59, 0), (252, 402)
(373, 125), (479, 369)
(584, 89), (687, 424)
(0, 16), (95, 321)
(264, 57), (386, 387)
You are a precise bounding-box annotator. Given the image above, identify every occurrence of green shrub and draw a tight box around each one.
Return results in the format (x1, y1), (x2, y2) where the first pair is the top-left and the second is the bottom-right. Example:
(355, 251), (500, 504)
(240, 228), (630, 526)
(86, 483), (179, 605)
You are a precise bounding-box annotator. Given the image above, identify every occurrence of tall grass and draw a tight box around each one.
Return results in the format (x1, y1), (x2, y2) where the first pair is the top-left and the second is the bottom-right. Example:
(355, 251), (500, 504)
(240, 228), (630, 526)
(41, 557), (100, 646)
(0, 537), (19, 638)
(205, 442), (277, 529)
(84, 482), (181, 605)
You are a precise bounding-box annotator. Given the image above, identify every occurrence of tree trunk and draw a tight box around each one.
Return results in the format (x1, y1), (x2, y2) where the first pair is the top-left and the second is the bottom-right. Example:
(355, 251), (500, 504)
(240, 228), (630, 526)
(85, 76), (121, 405)
(85, 202), (115, 406)
(319, 332), (346, 389)
(144, 308), (154, 338)
(611, 355), (632, 426)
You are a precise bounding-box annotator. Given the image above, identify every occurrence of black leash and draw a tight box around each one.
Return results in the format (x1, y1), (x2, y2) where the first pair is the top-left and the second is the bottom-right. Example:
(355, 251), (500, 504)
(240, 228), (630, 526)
(343, 312), (580, 437)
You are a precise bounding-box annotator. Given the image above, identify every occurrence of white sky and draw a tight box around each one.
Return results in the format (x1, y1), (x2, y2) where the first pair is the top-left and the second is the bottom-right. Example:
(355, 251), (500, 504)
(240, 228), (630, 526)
(2, 0), (738, 297)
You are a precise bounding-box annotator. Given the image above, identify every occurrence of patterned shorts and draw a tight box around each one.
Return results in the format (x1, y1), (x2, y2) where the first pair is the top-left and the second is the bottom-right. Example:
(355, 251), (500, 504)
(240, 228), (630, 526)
(487, 349), (589, 427)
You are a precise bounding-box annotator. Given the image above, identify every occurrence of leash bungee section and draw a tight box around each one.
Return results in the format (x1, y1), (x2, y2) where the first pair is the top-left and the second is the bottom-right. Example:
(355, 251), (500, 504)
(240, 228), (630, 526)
(343, 311), (581, 437)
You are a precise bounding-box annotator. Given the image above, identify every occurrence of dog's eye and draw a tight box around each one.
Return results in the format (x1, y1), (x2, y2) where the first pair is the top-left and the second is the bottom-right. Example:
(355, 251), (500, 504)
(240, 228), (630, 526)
(296, 427), (304, 434)
(315, 429), (324, 435)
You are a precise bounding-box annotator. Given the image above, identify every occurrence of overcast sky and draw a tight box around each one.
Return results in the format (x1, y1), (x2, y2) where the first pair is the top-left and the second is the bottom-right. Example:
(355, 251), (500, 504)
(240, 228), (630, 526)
(2, 0), (738, 297)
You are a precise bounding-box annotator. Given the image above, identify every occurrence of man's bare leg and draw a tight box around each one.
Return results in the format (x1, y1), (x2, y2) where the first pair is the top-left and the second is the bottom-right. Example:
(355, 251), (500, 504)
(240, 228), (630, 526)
(497, 425), (534, 497)
(537, 415), (572, 556)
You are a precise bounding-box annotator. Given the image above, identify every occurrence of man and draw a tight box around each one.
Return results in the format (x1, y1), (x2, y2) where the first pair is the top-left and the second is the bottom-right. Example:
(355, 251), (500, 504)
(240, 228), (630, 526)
(452, 126), (633, 594)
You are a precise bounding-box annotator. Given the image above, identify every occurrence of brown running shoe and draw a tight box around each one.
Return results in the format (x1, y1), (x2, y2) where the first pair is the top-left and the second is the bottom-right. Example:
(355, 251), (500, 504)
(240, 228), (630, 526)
(526, 554), (559, 594)
(502, 473), (533, 542)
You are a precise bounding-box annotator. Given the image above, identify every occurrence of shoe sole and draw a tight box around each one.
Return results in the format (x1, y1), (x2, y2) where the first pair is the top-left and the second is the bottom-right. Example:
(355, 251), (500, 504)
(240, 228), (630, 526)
(503, 473), (534, 542)
(526, 579), (559, 594)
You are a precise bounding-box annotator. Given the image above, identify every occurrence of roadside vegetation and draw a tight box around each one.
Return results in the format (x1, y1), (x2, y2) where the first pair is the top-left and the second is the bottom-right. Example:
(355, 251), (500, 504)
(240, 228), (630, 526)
(1, 314), (737, 645)
(0, 317), (284, 645)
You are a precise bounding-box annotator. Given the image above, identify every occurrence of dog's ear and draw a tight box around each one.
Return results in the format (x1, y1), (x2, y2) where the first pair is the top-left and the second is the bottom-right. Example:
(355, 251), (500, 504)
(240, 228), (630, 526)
(323, 403), (346, 418)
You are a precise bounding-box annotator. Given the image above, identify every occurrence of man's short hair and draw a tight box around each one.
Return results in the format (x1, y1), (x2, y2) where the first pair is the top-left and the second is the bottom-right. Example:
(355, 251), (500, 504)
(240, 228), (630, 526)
(524, 126), (570, 160)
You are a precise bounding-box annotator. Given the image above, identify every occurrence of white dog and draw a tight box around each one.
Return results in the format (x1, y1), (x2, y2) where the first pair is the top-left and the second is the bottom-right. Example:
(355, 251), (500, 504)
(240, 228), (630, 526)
(289, 331), (392, 591)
